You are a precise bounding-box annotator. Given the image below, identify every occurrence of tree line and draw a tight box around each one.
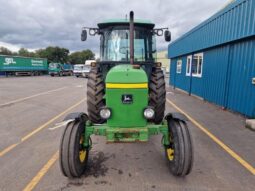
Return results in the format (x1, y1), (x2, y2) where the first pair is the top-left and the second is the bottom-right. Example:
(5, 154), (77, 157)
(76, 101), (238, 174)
(0, 46), (95, 64)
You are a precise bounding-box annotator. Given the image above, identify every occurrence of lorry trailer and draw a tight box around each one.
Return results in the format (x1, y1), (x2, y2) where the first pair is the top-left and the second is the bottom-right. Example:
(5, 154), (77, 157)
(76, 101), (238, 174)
(0, 55), (48, 76)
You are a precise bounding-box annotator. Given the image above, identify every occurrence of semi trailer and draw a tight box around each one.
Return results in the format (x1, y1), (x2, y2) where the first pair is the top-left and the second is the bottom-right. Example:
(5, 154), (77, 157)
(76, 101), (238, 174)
(0, 55), (48, 76)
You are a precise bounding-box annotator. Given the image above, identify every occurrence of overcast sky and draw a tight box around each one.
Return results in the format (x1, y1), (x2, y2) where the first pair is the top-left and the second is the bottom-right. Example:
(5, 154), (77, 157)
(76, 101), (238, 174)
(0, 0), (230, 56)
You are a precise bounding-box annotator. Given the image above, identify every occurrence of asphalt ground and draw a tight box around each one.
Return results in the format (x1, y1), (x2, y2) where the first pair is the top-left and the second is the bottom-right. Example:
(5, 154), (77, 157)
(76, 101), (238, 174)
(0, 76), (254, 191)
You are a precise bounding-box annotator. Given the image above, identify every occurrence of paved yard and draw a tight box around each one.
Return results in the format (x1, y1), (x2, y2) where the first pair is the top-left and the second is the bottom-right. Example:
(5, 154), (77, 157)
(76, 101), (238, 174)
(0, 76), (254, 191)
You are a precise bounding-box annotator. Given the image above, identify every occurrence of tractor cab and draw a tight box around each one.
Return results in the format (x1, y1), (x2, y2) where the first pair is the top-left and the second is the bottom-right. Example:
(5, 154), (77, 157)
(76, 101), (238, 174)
(81, 17), (171, 79)
(98, 19), (157, 63)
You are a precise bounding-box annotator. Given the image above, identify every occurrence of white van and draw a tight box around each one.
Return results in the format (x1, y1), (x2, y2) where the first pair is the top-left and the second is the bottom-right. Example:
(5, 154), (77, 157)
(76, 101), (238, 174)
(73, 60), (95, 78)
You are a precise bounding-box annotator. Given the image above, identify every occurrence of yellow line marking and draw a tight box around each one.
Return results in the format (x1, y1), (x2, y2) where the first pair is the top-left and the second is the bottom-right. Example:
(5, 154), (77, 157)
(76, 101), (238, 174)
(106, 83), (148, 89)
(0, 143), (18, 157)
(0, 98), (86, 157)
(21, 98), (85, 142)
(0, 87), (67, 107)
(23, 151), (59, 191)
(166, 99), (255, 175)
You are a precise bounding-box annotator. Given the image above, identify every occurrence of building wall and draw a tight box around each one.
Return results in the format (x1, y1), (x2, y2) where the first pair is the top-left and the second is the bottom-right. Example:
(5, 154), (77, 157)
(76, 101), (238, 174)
(169, 0), (255, 58)
(170, 38), (255, 117)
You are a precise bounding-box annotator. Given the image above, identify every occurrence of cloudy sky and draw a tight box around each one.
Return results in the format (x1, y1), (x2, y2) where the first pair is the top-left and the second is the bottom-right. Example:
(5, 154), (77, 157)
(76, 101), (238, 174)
(0, 0), (230, 55)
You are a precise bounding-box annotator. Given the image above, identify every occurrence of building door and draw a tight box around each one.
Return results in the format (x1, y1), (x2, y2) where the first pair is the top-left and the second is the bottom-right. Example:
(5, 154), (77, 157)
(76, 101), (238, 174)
(226, 40), (255, 117)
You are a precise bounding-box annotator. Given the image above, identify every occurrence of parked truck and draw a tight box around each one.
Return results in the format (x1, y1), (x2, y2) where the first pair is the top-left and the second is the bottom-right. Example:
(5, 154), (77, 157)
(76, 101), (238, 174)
(48, 63), (73, 77)
(73, 60), (94, 77)
(0, 55), (48, 76)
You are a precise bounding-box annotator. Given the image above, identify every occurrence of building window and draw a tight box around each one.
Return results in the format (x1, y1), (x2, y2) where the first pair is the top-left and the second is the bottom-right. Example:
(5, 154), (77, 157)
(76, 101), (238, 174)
(176, 59), (182, 74)
(192, 53), (203, 77)
(186, 55), (192, 76)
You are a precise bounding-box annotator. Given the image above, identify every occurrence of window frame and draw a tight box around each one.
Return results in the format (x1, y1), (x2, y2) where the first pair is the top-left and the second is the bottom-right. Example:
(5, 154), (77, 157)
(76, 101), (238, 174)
(192, 53), (203, 78)
(186, 55), (192, 76)
(176, 59), (182, 74)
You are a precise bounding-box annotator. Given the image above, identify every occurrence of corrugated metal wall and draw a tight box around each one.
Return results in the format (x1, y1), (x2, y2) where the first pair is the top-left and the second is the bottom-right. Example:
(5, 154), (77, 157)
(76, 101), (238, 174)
(203, 46), (230, 106)
(170, 38), (255, 117)
(170, 57), (190, 92)
(169, 0), (255, 58)
(227, 39), (255, 117)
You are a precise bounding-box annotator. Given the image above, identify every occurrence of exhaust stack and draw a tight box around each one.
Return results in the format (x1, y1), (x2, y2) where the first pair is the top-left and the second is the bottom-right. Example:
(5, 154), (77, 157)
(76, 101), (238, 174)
(129, 11), (134, 65)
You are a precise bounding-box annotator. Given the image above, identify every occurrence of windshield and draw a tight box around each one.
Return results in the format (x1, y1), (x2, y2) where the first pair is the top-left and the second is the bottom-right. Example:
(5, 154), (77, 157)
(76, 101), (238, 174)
(49, 63), (59, 69)
(74, 65), (83, 70)
(101, 27), (156, 62)
(83, 65), (90, 70)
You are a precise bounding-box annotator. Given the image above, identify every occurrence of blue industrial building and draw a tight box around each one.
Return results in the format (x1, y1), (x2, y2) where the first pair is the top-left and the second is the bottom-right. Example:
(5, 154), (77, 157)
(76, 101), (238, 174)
(168, 0), (255, 118)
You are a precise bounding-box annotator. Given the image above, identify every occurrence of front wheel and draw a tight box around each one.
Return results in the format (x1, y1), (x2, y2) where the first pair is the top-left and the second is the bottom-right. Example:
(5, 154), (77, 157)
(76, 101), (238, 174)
(59, 117), (89, 178)
(165, 118), (193, 176)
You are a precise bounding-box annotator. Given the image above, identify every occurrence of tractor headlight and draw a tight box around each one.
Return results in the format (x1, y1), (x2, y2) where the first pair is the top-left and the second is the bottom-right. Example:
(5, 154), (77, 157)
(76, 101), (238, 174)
(143, 107), (155, 119)
(99, 107), (111, 119)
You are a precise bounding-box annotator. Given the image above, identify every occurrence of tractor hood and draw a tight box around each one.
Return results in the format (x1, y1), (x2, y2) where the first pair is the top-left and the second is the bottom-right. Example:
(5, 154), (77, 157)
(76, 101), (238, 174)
(105, 64), (148, 127)
(105, 64), (148, 84)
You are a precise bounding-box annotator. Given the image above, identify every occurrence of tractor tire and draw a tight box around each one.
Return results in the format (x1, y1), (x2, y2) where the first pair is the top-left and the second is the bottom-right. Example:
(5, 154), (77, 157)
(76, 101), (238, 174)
(165, 118), (193, 176)
(87, 67), (105, 124)
(59, 118), (89, 178)
(149, 67), (166, 124)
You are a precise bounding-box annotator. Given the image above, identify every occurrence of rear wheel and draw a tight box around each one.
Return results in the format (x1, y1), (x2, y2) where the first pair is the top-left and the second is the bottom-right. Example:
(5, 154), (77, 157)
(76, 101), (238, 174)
(87, 66), (105, 123)
(149, 67), (166, 124)
(165, 118), (193, 176)
(59, 117), (89, 178)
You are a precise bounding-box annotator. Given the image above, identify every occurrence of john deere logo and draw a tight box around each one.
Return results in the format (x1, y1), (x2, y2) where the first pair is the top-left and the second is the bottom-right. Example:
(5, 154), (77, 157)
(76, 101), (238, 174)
(122, 94), (133, 104)
(3, 58), (16, 65)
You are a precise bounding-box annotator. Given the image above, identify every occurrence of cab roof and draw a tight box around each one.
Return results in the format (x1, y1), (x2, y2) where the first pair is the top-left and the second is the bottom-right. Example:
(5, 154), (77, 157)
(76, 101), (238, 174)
(97, 19), (155, 29)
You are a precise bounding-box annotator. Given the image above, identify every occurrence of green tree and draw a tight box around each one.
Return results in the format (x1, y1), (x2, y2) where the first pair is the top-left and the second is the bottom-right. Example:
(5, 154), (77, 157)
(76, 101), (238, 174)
(18, 48), (30, 57)
(69, 49), (95, 64)
(0, 46), (13, 55)
(36, 46), (69, 63)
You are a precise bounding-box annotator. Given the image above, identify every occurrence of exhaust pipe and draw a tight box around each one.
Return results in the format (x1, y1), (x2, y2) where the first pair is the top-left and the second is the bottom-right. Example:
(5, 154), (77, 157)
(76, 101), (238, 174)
(129, 11), (134, 65)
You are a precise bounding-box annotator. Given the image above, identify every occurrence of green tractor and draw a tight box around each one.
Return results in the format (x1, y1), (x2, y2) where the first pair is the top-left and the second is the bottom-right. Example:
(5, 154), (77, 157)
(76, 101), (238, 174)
(59, 11), (193, 178)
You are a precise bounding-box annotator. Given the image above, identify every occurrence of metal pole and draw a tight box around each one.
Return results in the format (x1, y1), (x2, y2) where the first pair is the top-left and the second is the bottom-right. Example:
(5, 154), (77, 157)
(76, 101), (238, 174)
(129, 11), (134, 65)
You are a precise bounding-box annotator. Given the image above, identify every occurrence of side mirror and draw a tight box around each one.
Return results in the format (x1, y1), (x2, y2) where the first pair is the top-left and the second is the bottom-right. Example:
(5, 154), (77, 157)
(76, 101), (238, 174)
(81, 29), (87, 41)
(164, 30), (171, 42)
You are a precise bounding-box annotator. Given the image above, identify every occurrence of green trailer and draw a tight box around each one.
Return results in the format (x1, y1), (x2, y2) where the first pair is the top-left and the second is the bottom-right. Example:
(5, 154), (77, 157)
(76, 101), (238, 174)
(0, 55), (48, 76)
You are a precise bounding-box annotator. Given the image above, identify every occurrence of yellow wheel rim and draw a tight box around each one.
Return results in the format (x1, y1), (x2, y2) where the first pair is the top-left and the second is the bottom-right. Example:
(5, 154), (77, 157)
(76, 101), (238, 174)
(79, 136), (86, 163)
(79, 150), (86, 162)
(167, 148), (174, 161)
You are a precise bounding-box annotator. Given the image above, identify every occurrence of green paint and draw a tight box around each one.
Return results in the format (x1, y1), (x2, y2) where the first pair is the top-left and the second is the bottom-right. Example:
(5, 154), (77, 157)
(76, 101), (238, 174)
(106, 89), (148, 127)
(82, 64), (172, 146)
(0, 55), (47, 72)
(105, 65), (148, 84)
(85, 122), (169, 145)
(105, 65), (148, 127)
(48, 63), (62, 74)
